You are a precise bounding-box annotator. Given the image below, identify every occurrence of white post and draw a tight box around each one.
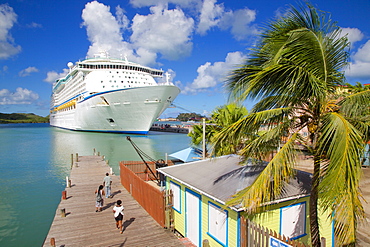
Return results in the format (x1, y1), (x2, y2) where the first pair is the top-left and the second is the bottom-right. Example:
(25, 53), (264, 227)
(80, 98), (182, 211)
(202, 118), (206, 160)
(66, 176), (69, 188)
(165, 153), (168, 164)
(110, 167), (113, 175)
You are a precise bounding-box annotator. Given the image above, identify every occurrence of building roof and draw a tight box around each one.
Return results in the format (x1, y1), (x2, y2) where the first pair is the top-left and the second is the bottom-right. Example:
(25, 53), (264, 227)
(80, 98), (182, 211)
(158, 155), (312, 211)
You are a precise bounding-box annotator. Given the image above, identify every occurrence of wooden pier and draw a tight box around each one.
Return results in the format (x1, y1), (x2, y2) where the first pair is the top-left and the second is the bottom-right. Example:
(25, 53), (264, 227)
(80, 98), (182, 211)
(43, 154), (184, 247)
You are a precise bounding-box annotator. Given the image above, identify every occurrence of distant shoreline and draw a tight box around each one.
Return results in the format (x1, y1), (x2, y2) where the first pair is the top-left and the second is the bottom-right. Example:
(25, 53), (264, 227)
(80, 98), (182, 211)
(0, 113), (49, 124)
(0, 121), (49, 124)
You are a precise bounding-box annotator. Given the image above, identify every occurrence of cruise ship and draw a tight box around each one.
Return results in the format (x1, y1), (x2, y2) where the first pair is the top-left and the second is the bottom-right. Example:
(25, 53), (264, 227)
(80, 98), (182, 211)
(50, 52), (180, 134)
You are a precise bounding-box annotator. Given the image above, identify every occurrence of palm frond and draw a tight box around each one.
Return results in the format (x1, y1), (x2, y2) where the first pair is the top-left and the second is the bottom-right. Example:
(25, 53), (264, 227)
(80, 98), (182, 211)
(211, 107), (294, 157)
(339, 89), (370, 118)
(226, 133), (299, 214)
(318, 112), (365, 244)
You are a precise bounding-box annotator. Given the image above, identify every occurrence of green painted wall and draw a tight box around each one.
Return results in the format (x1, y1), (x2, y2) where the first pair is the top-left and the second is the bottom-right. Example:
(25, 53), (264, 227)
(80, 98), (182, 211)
(251, 197), (333, 246)
(251, 197), (311, 244)
(167, 178), (186, 236)
(200, 197), (239, 247)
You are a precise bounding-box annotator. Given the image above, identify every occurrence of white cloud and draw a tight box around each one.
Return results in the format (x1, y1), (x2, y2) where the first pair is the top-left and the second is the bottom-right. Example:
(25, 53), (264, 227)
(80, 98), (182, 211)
(197, 0), (224, 35)
(182, 51), (246, 94)
(26, 22), (42, 28)
(131, 5), (194, 60)
(219, 7), (258, 40)
(345, 40), (370, 79)
(115, 6), (130, 30)
(44, 68), (69, 84)
(78, 0), (259, 68)
(81, 1), (129, 59)
(129, 0), (199, 8)
(353, 40), (370, 63)
(0, 3), (21, 59)
(19, 67), (39, 77)
(346, 61), (370, 79)
(338, 27), (363, 49)
(81, 1), (194, 65)
(0, 87), (39, 105)
(196, 1), (258, 39)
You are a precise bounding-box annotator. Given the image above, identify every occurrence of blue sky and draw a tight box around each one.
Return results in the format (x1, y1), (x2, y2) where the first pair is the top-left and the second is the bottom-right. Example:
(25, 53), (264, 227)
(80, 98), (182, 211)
(1, 0), (369, 118)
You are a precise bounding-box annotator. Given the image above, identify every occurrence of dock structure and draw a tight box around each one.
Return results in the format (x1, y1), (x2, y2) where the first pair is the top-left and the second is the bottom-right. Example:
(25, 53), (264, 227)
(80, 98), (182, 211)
(43, 154), (184, 247)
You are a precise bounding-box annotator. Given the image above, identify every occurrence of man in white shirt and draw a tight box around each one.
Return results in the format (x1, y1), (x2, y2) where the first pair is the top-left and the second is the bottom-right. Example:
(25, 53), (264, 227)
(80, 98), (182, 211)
(103, 173), (112, 198)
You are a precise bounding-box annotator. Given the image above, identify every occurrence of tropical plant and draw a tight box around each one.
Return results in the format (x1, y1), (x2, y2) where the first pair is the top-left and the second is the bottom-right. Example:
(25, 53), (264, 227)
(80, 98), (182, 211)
(188, 103), (248, 156)
(344, 82), (370, 94)
(176, 112), (205, 121)
(188, 120), (214, 156)
(213, 3), (370, 246)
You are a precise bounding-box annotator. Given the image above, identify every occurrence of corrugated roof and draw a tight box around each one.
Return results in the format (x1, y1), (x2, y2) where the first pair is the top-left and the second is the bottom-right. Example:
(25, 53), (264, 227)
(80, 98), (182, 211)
(158, 155), (312, 210)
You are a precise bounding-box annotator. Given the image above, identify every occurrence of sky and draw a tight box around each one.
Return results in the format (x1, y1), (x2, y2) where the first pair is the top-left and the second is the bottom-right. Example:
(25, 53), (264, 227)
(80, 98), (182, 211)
(0, 0), (370, 118)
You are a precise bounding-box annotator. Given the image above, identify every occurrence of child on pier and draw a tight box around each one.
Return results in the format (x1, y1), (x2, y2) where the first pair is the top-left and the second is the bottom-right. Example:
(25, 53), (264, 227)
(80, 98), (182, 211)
(113, 200), (124, 234)
(95, 185), (105, 212)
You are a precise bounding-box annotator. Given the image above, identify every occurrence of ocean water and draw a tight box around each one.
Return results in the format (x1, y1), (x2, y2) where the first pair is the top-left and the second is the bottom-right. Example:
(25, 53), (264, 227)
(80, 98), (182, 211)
(0, 123), (191, 246)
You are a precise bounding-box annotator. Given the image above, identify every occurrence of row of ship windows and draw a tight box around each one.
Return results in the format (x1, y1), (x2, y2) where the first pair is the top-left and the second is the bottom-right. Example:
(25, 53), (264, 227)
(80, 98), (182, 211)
(109, 75), (148, 80)
(56, 104), (76, 113)
(79, 64), (163, 76)
(103, 85), (132, 88)
(101, 80), (152, 85)
(109, 71), (141, 74)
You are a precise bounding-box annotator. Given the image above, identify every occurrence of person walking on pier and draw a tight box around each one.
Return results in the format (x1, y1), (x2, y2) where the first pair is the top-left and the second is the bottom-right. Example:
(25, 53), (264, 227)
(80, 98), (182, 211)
(113, 200), (124, 234)
(103, 173), (112, 198)
(95, 185), (105, 212)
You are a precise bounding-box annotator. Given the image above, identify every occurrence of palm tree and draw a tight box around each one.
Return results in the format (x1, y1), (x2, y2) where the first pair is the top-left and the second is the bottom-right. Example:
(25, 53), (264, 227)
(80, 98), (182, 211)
(214, 3), (370, 246)
(188, 103), (248, 156)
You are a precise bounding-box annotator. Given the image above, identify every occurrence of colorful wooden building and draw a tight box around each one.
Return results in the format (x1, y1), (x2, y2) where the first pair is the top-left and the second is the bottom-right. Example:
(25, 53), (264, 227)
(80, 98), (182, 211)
(158, 155), (333, 247)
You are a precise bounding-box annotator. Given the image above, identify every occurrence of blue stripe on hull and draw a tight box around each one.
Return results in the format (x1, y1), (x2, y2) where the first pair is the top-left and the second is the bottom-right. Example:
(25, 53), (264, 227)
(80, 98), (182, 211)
(51, 125), (148, 135)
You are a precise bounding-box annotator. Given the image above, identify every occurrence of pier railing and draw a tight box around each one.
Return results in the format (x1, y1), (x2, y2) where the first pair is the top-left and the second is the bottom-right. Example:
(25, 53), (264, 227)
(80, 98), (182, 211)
(119, 160), (174, 227)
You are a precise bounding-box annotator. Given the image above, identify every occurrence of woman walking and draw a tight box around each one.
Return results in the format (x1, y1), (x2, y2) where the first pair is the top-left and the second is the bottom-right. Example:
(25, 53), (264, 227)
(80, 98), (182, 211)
(95, 185), (105, 212)
(113, 200), (124, 233)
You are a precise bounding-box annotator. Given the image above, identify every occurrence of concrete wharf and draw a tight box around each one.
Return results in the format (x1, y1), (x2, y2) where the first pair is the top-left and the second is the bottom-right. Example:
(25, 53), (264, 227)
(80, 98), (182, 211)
(43, 154), (184, 247)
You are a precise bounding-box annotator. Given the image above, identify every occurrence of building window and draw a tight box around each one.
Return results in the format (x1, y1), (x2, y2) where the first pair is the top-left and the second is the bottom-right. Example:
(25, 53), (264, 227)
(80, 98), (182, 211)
(280, 202), (306, 239)
(208, 202), (227, 245)
(170, 181), (181, 213)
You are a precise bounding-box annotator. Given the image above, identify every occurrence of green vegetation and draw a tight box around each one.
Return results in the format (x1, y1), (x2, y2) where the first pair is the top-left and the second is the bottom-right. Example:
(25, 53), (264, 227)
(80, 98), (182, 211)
(344, 82), (370, 94)
(190, 3), (370, 246)
(0, 113), (49, 124)
(176, 112), (205, 122)
(188, 103), (248, 156)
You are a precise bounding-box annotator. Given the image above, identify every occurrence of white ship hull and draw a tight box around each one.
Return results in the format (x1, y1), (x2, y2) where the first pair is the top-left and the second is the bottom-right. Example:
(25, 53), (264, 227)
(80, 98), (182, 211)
(50, 53), (180, 134)
(50, 85), (179, 134)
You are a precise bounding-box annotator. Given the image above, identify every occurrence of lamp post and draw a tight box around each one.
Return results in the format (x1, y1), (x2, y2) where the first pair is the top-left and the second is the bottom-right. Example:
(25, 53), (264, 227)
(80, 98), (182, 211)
(202, 118), (206, 159)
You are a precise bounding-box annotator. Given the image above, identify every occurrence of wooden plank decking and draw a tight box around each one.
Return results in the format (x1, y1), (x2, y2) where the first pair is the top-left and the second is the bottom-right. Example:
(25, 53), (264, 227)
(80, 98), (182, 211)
(43, 154), (184, 247)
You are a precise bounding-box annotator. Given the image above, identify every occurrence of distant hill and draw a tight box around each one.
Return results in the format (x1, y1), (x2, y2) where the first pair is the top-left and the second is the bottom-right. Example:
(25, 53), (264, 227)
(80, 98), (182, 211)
(0, 113), (49, 124)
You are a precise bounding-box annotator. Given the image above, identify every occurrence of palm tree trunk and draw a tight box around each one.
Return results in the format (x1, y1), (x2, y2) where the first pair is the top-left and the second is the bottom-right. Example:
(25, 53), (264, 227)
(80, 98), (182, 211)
(310, 155), (321, 247)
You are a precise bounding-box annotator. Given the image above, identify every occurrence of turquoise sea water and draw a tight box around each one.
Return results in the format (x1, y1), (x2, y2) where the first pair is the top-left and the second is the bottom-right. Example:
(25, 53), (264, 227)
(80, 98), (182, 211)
(0, 123), (191, 246)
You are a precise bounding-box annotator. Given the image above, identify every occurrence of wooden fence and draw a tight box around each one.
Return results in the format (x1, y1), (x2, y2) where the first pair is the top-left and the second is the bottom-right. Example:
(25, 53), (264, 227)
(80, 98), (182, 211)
(119, 161), (174, 227)
(240, 217), (310, 247)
